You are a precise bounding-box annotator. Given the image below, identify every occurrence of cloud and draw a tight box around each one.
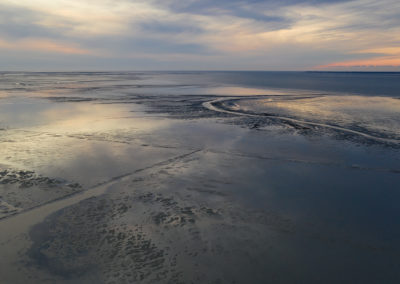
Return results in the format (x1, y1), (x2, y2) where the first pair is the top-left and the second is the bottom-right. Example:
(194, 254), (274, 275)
(316, 48), (400, 69)
(0, 38), (93, 55)
(317, 57), (400, 68)
(139, 20), (204, 35)
(0, 0), (399, 70)
(0, 4), (62, 39)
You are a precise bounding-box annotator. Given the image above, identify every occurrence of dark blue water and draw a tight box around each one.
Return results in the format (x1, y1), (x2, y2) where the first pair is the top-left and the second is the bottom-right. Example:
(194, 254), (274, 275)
(165, 71), (400, 97)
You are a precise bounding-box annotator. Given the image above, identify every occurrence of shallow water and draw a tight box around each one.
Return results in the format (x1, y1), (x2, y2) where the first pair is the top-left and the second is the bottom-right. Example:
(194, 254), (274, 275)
(0, 72), (399, 283)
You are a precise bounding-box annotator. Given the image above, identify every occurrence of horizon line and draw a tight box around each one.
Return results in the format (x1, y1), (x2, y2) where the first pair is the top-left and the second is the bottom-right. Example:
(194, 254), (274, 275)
(1, 70), (400, 73)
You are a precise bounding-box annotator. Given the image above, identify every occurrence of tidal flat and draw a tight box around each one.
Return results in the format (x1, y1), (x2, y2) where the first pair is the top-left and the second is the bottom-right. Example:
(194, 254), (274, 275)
(0, 72), (400, 283)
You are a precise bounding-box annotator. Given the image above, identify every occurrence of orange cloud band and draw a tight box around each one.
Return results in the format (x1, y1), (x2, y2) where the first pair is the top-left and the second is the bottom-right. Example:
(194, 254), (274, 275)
(317, 56), (400, 68)
(0, 38), (92, 55)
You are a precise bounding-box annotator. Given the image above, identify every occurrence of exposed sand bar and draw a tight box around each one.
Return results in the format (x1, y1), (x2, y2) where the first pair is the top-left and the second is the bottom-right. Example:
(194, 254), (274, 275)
(203, 97), (400, 145)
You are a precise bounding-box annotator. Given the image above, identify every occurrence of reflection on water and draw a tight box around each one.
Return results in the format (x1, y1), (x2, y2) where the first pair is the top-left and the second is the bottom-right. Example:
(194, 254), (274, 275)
(0, 100), (185, 188)
(0, 72), (399, 283)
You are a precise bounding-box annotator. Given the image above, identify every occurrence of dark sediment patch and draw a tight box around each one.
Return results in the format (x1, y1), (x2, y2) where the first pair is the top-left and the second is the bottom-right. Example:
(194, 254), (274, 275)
(131, 94), (234, 119)
(43, 96), (99, 103)
(0, 167), (82, 219)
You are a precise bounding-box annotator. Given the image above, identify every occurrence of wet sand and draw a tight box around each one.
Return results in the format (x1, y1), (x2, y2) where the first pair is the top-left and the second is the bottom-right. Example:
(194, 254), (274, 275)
(0, 72), (400, 283)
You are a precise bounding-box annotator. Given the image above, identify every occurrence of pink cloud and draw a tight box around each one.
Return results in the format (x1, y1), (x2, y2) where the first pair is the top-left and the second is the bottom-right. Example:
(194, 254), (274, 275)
(316, 56), (400, 69)
(0, 38), (93, 55)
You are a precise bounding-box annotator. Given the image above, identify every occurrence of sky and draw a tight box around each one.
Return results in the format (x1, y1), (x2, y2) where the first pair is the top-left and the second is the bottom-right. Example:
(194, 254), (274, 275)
(0, 0), (399, 71)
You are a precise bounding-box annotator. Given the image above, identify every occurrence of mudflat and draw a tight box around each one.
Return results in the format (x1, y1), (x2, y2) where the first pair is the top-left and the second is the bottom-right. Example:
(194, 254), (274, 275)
(1, 72), (399, 283)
